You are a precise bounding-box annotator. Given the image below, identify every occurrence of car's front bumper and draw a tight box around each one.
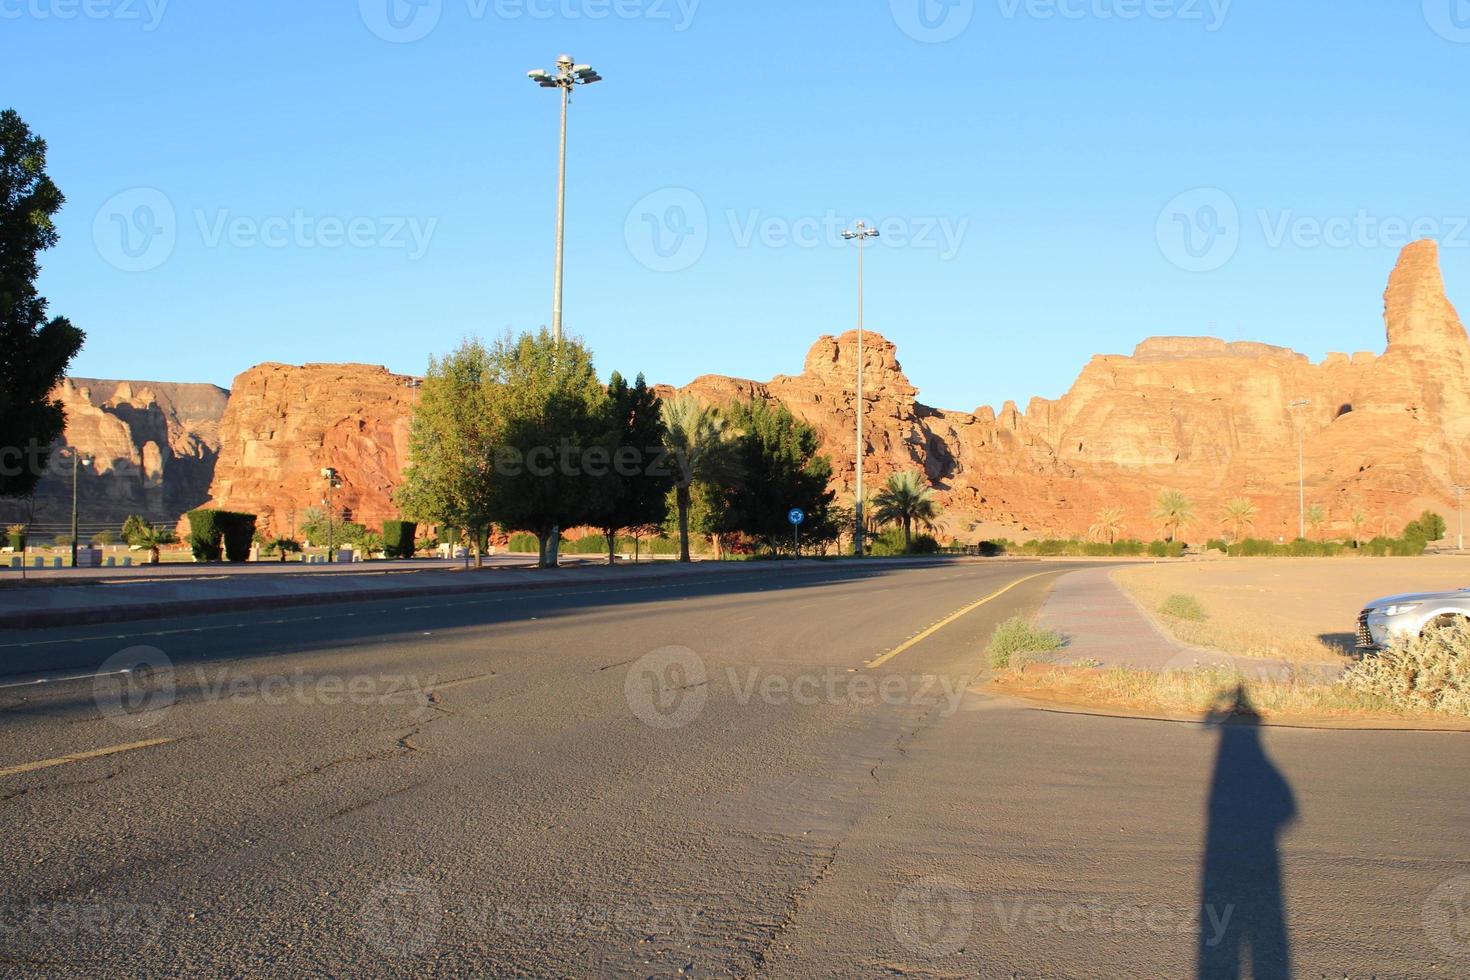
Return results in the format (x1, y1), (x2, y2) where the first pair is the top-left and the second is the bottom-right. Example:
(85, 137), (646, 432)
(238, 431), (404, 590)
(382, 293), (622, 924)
(1358, 609), (1423, 650)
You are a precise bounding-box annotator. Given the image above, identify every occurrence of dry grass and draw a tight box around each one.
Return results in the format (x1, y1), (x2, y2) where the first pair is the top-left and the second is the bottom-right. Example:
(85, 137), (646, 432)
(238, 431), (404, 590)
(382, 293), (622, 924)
(1112, 557), (1470, 665)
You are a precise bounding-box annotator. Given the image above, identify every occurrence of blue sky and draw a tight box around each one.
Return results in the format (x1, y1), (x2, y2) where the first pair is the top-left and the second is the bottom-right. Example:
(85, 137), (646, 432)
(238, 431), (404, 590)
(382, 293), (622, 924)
(7, 0), (1470, 413)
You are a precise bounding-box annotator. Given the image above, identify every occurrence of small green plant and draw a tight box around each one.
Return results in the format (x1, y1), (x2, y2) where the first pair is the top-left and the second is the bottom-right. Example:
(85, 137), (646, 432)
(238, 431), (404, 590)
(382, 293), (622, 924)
(988, 615), (1064, 669)
(1160, 593), (1207, 622)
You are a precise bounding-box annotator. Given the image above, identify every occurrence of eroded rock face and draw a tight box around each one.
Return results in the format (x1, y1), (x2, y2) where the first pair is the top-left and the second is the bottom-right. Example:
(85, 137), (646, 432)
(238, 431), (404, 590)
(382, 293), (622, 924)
(200, 363), (419, 537)
(0, 379), (229, 532)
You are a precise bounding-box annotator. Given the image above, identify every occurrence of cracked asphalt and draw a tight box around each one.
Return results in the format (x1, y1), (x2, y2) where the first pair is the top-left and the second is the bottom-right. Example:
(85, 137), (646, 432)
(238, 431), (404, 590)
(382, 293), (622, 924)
(1, 559), (1466, 977)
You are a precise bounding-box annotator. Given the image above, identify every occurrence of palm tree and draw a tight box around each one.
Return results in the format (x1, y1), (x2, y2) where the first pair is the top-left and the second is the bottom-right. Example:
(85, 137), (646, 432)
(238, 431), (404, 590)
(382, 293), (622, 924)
(660, 396), (737, 563)
(1306, 504), (1326, 540)
(1348, 507), (1369, 548)
(1089, 506), (1125, 545)
(1221, 497), (1257, 543)
(872, 471), (941, 553)
(1151, 490), (1194, 543)
(129, 523), (176, 565)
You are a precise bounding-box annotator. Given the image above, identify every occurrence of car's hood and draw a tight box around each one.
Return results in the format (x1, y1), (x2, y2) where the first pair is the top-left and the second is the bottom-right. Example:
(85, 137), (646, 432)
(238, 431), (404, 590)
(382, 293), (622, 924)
(1365, 589), (1470, 608)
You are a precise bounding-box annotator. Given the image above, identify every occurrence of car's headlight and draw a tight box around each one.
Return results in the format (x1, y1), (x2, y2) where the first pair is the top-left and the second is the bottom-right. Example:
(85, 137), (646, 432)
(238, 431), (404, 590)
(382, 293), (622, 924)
(1381, 602), (1422, 616)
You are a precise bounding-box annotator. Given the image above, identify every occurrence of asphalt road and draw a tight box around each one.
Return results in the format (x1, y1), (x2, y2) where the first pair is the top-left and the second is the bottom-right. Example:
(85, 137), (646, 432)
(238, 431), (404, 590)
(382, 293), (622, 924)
(0, 560), (1465, 977)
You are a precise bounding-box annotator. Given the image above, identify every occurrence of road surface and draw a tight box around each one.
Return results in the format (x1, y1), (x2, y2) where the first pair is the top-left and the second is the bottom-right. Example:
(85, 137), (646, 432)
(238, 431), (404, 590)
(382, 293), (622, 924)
(1, 560), (1465, 977)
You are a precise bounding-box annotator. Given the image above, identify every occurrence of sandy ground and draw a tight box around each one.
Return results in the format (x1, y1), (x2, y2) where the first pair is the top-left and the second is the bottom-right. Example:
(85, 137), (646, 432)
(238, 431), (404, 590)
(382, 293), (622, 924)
(1112, 556), (1470, 662)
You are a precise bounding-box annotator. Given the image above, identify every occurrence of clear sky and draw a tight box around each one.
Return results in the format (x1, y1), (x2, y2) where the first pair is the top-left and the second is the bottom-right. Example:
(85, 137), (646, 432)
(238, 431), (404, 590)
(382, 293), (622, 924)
(6, 0), (1470, 413)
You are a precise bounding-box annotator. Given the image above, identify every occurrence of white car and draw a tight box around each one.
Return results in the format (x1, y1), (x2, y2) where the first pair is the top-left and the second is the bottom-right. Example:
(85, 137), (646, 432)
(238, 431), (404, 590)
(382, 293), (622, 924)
(1357, 589), (1470, 651)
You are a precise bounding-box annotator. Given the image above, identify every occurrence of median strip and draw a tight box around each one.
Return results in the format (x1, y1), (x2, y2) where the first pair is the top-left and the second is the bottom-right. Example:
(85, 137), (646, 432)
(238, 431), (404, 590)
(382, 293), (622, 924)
(0, 738), (177, 779)
(866, 572), (1050, 669)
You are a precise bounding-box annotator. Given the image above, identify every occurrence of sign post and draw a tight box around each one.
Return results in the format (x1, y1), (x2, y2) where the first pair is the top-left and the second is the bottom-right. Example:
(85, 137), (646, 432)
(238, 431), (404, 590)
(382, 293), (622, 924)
(788, 508), (805, 559)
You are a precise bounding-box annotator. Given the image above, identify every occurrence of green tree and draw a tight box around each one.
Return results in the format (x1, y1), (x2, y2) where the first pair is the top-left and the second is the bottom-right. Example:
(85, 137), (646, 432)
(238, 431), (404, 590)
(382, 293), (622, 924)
(1405, 510), (1447, 543)
(1151, 490), (1194, 543)
(0, 109), (85, 498)
(1221, 497), (1257, 542)
(585, 372), (671, 565)
(715, 398), (834, 554)
(1089, 506), (1125, 545)
(871, 471), (941, 553)
(1348, 506), (1369, 548)
(1305, 503), (1326, 540)
(481, 330), (607, 568)
(395, 339), (500, 568)
(660, 395), (738, 563)
(126, 520), (176, 564)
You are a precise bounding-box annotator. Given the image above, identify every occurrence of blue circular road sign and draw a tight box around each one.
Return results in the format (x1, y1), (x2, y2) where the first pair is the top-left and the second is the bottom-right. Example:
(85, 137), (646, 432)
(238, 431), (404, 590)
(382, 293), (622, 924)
(788, 508), (806, 526)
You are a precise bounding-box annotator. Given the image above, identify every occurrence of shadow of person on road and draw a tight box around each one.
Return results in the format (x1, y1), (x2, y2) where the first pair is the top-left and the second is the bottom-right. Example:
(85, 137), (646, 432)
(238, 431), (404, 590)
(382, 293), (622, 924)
(1198, 684), (1298, 980)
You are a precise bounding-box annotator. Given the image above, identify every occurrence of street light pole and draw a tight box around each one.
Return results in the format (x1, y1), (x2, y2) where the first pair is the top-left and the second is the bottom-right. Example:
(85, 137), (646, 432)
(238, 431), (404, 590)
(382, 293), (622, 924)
(322, 467), (339, 563)
(1289, 399), (1310, 539)
(68, 449), (92, 568)
(528, 54), (602, 346)
(842, 221), (880, 557)
(1455, 485), (1469, 551)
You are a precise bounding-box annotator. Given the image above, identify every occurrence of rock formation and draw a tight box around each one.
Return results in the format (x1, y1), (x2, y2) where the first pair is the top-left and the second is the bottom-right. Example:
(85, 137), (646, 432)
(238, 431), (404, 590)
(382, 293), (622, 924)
(0, 379), (229, 534)
(30, 240), (1470, 545)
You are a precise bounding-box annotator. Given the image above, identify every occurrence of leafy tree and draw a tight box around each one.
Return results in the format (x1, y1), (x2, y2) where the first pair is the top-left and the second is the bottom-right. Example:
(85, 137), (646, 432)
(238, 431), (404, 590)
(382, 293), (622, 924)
(0, 110), (85, 500)
(1305, 503), (1326, 540)
(1221, 497), (1257, 542)
(715, 398), (834, 554)
(1089, 506), (1125, 545)
(1349, 507), (1369, 548)
(872, 471), (941, 553)
(481, 330), (607, 568)
(1405, 510), (1447, 543)
(661, 395), (738, 562)
(585, 372), (670, 565)
(1151, 490), (1194, 542)
(263, 536), (302, 562)
(396, 339), (500, 568)
(91, 529), (117, 546)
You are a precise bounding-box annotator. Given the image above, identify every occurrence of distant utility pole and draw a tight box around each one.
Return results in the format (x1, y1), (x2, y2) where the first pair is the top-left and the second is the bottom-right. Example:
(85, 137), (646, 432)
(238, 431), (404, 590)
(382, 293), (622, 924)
(322, 467), (340, 562)
(1455, 485), (1469, 551)
(527, 54), (603, 346)
(841, 220), (879, 557)
(1288, 399), (1310, 539)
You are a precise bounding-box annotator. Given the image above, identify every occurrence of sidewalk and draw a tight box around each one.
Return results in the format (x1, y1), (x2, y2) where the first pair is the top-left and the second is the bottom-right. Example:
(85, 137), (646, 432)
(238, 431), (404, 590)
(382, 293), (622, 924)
(1035, 567), (1341, 681)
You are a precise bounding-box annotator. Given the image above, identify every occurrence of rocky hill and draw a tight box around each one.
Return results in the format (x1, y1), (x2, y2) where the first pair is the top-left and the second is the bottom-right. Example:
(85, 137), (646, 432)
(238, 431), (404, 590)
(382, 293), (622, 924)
(20, 240), (1469, 544)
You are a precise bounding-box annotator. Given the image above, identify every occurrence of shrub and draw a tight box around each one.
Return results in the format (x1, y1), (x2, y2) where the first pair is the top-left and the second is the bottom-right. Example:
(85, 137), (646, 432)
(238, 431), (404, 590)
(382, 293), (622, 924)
(869, 527), (908, 556)
(382, 520), (418, 559)
(1160, 593), (1207, 622)
(909, 533), (941, 555)
(5, 524), (24, 551)
(1113, 539), (1146, 556)
(1148, 540), (1168, 558)
(262, 537), (302, 561)
(1342, 619), (1470, 716)
(186, 509), (224, 561)
(1206, 538), (1228, 553)
(988, 615), (1065, 669)
(92, 530), (117, 546)
(1403, 510), (1447, 543)
(53, 533), (73, 547)
(216, 511), (257, 562)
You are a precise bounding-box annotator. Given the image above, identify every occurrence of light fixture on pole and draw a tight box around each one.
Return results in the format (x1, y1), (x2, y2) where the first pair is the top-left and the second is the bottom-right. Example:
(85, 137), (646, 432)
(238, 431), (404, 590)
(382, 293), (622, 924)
(1288, 399), (1310, 539)
(1455, 484), (1469, 551)
(68, 448), (93, 568)
(841, 221), (880, 557)
(322, 467), (340, 563)
(528, 54), (602, 347)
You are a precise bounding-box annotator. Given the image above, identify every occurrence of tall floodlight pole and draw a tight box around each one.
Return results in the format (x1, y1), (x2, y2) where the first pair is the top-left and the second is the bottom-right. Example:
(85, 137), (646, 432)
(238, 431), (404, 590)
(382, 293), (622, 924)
(528, 55), (602, 346)
(1289, 400), (1311, 539)
(68, 449), (92, 568)
(841, 221), (880, 557)
(1455, 485), (1469, 551)
(322, 467), (339, 563)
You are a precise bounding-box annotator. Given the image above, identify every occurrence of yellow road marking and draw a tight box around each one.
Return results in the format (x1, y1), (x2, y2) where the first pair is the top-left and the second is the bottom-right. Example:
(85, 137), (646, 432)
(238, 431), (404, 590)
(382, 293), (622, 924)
(866, 572), (1051, 669)
(0, 738), (176, 779)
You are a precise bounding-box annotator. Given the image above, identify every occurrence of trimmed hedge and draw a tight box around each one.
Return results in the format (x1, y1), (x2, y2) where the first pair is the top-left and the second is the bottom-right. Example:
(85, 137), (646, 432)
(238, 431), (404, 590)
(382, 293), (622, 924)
(383, 520), (418, 559)
(187, 509), (256, 562)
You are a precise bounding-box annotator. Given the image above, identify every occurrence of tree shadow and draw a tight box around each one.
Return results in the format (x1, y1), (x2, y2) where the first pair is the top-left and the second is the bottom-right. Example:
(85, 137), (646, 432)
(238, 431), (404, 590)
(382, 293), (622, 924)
(1198, 684), (1297, 980)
